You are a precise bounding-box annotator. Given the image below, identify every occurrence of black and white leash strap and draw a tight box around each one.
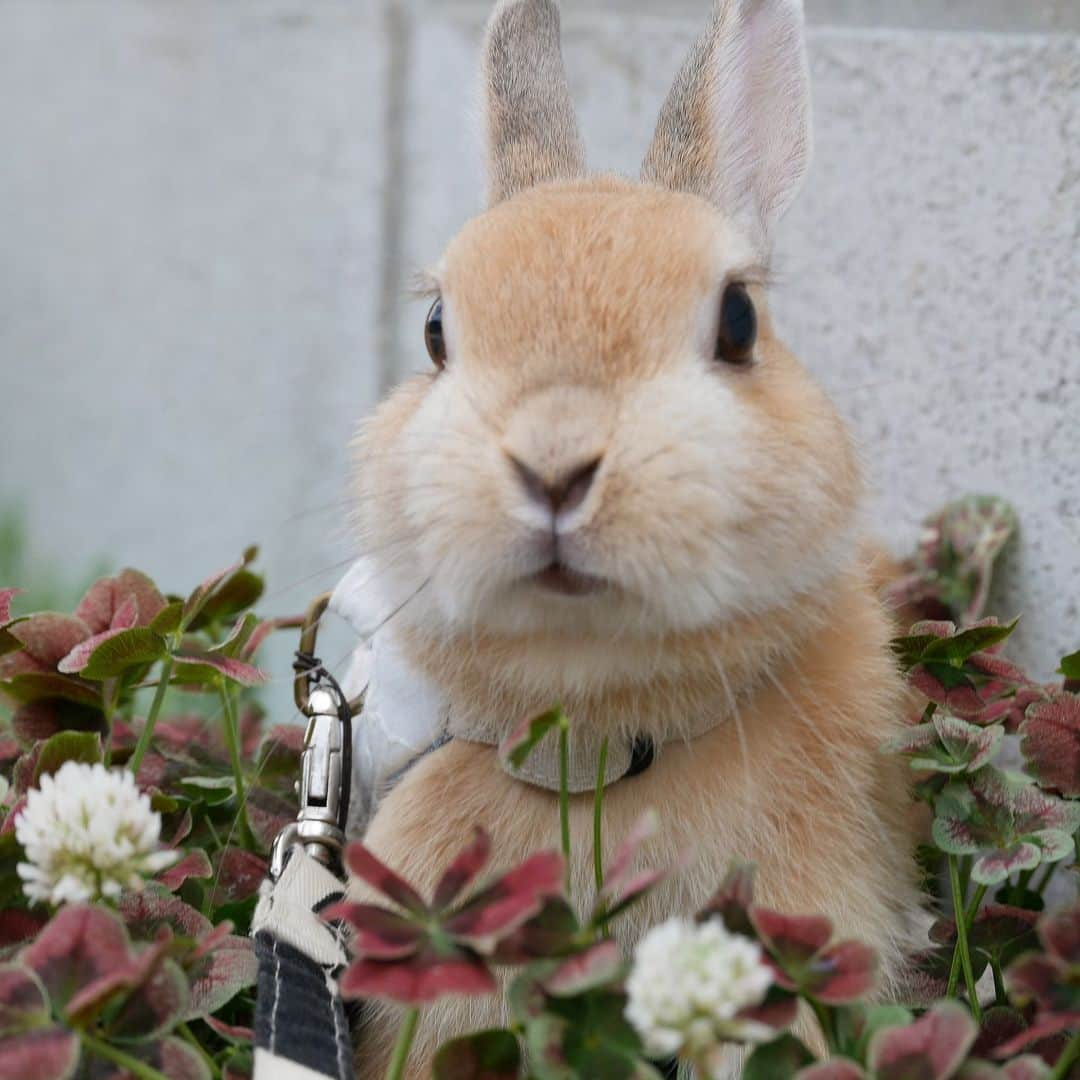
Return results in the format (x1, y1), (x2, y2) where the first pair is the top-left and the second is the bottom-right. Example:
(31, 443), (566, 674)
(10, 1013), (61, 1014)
(253, 653), (358, 1080)
(252, 849), (355, 1079)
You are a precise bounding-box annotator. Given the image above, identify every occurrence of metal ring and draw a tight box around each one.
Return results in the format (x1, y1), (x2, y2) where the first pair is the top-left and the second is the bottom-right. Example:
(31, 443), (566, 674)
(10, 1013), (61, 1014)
(293, 592), (365, 718)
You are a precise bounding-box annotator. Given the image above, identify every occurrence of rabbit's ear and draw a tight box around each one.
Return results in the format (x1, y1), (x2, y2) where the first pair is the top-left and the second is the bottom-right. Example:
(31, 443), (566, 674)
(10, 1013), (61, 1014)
(642, 0), (811, 253)
(482, 0), (586, 206)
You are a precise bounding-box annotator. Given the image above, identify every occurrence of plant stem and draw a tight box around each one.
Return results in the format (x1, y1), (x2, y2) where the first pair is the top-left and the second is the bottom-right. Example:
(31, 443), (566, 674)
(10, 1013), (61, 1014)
(946, 943), (962, 999)
(958, 854), (972, 899)
(178, 1022), (219, 1078)
(593, 736), (609, 894)
(558, 712), (571, 896)
(219, 681), (254, 850)
(1032, 860), (1058, 896)
(990, 957), (1006, 1006)
(129, 655), (174, 775)
(385, 1006), (420, 1080)
(947, 855), (982, 1021)
(80, 1033), (172, 1080)
(101, 678), (120, 767)
(808, 996), (837, 1053)
(1048, 1031), (1080, 1080)
(966, 884), (987, 922)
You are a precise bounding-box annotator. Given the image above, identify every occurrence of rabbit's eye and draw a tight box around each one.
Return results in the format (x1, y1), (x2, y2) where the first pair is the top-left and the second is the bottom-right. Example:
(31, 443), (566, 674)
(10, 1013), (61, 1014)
(715, 283), (757, 365)
(425, 298), (447, 369)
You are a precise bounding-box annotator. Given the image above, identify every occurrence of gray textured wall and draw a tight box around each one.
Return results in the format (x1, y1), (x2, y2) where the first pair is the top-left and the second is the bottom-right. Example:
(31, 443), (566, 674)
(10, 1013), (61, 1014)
(0, 1), (1077, 678)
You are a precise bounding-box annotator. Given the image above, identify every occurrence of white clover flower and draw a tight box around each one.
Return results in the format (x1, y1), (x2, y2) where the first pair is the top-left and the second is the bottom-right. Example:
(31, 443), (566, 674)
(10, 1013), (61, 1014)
(625, 917), (775, 1071)
(15, 760), (177, 905)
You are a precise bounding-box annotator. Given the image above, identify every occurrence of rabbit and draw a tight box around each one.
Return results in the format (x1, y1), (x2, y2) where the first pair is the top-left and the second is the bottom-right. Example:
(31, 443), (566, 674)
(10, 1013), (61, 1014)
(344, 0), (926, 1074)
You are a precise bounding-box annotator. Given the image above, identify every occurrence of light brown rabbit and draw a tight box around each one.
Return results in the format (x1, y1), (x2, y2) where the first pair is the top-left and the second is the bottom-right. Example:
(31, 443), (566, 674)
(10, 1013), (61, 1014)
(348, 0), (925, 1074)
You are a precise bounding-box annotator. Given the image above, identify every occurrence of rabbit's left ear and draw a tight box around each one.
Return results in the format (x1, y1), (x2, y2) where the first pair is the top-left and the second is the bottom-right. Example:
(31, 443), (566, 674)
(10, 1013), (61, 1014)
(642, 0), (812, 254)
(482, 0), (586, 206)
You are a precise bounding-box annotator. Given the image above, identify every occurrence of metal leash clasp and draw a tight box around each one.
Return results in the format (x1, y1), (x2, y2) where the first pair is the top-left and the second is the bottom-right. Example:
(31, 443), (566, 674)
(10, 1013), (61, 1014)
(270, 593), (361, 881)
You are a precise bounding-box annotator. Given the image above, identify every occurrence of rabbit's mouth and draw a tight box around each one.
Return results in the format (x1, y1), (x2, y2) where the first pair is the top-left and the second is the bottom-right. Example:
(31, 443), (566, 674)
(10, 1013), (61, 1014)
(530, 561), (608, 598)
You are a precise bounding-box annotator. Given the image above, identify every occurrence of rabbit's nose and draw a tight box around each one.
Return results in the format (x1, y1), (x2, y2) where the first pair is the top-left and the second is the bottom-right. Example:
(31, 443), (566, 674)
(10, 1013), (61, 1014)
(508, 454), (602, 516)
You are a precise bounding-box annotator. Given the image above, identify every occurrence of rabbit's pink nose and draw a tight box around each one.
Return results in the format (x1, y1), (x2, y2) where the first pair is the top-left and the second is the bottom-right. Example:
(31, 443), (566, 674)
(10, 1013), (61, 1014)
(508, 454), (602, 516)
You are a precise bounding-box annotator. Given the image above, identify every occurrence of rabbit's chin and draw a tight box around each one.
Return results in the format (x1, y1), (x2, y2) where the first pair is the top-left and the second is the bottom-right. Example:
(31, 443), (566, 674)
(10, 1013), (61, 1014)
(381, 521), (859, 644)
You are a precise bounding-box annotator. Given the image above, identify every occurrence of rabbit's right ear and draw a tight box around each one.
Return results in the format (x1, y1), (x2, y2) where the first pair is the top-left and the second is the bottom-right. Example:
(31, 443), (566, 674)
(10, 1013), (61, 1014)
(482, 0), (586, 206)
(642, 0), (812, 254)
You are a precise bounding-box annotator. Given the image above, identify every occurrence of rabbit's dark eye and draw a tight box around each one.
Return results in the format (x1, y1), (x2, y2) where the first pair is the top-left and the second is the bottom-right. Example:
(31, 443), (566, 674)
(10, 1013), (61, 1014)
(425, 298), (446, 369)
(715, 283), (757, 366)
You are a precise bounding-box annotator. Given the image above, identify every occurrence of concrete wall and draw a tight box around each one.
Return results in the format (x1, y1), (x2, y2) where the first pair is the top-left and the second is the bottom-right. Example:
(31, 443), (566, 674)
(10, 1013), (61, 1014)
(0, 1), (1077, 678)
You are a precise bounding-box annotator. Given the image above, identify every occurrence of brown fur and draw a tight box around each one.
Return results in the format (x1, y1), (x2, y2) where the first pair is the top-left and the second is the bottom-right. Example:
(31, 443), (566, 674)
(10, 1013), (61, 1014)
(346, 3), (925, 1075)
(352, 574), (923, 1077)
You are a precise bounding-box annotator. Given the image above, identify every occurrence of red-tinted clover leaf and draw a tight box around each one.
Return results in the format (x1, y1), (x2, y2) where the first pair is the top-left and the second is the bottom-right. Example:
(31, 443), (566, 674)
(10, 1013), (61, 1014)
(0, 962), (50, 1036)
(62, 926), (171, 1024)
(60, 627), (168, 679)
(885, 496), (1016, 628)
(172, 651), (268, 688)
(205, 1014), (254, 1042)
(104, 954), (189, 1041)
(208, 612), (259, 658)
(743, 1033), (815, 1079)
(796, 1061), (867, 1079)
(499, 706), (563, 770)
(970, 1005), (1029, 1061)
(11, 699), (105, 748)
(751, 908), (833, 970)
(185, 936), (257, 1020)
(932, 768), (1080, 886)
(433, 828), (491, 910)
(74, 570), (166, 634)
(0, 909), (47, 950)
(0, 588), (20, 626)
(1, 793), (27, 833)
(344, 842), (428, 915)
(433, 1029), (521, 1080)
(119, 890), (213, 939)
(979, 686), (1050, 735)
(209, 847), (267, 906)
(158, 849), (213, 893)
(752, 908), (876, 1003)
(190, 569), (264, 630)
(240, 619), (275, 660)
(335, 836), (563, 1006)
(934, 907), (1039, 980)
(867, 1001), (978, 1080)
(490, 897), (581, 964)
(323, 903), (423, 960)
(601, 810), (659, 900)
(20, 905), (143, 1015)
(30, 730), (103, 784)
(180, 559), (246, 630)
(243, 784), (294, 852)
(0, 1026), (80, 1080)
(445, 851), (565, 952)
(82, 1036), (210, 1080)
(698, 860), (757, 936)
(1020, 694), (1080, 797)
(2, 614), (91, 674)
(1000, 1059), (1052, 1080)
(735, 986), (800, 1042)
(806, 940), (878, 1005)
(594, 810), (669, 925)
(890, 715), (1004, 775)
(539, 940), (622, 997)
(996, 904), (1080, 1057)
(339, 950), (496, 1003)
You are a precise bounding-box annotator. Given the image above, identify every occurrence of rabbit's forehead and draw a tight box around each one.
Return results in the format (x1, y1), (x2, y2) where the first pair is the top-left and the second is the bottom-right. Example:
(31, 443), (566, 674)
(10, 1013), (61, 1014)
(438, 184), (755, 380)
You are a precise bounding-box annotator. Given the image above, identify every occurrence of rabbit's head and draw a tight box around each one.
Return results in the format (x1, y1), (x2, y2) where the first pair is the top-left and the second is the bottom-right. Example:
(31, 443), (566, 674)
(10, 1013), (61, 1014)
(355, 0), (860, 654)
